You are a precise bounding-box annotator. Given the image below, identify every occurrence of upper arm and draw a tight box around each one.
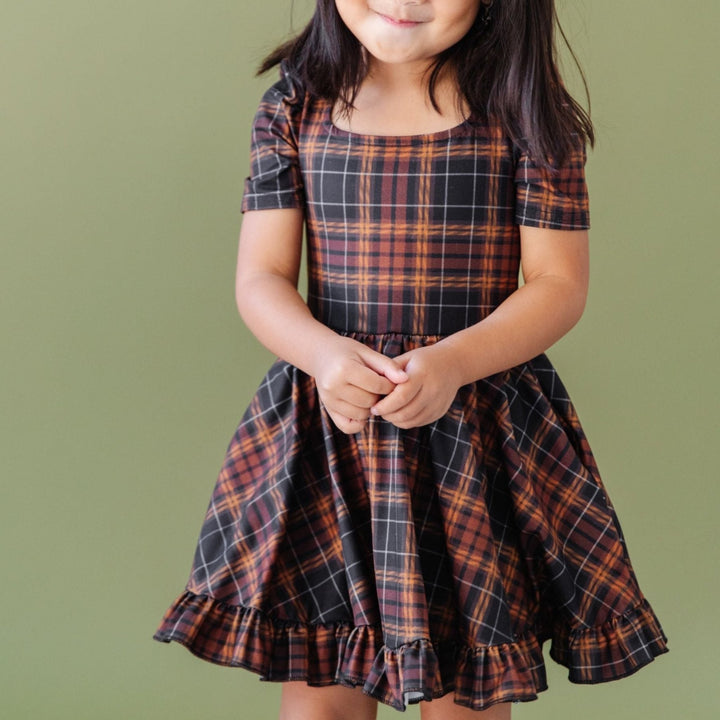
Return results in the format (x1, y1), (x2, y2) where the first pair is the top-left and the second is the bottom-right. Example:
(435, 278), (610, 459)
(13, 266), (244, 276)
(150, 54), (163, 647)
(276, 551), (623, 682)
(236, 208), (304, 290)
(514, 141), (590, 291)
(520, 226), (589, 289)
(237, 73), (306, 292)
(242, 77), (305, 214)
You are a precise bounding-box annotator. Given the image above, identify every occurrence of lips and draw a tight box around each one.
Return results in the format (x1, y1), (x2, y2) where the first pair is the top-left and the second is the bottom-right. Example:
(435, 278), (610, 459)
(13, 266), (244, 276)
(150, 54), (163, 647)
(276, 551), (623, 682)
(377, 13), (422, 27)
(370, 3), (431, 26)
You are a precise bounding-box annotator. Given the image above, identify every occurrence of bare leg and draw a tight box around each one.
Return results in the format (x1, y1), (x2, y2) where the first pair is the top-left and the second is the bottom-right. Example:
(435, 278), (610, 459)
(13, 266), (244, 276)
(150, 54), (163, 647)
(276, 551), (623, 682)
(420, 694), (511, 720)
(278, 682), (378, 720)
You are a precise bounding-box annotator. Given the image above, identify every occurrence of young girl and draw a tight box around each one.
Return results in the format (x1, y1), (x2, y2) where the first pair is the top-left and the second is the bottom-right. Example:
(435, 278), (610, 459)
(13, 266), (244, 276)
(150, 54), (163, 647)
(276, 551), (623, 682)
(154, 1), (668, 717)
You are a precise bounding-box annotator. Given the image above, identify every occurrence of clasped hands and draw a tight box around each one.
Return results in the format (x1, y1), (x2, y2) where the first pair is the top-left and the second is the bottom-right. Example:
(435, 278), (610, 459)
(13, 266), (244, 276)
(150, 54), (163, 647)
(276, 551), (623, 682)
(313, 335), (462, 435)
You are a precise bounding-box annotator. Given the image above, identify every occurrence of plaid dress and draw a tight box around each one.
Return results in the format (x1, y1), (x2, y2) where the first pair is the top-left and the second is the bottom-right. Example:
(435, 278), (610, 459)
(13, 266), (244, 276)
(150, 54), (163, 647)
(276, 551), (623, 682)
(154, 68), (668, 711)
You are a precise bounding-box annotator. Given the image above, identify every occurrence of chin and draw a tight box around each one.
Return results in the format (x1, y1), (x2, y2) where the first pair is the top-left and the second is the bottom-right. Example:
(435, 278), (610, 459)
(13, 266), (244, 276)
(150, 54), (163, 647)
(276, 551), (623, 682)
(367, 44), (426, 66)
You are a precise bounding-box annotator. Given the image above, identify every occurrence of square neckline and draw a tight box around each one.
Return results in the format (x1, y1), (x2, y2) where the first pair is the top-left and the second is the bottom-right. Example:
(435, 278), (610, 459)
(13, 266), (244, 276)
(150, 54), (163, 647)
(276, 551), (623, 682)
(323, 101), (476, 144)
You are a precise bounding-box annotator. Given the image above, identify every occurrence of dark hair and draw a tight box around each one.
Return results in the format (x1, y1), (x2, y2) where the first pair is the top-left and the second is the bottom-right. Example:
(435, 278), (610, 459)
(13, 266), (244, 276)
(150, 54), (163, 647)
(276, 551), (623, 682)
(259, 0), (594, 167)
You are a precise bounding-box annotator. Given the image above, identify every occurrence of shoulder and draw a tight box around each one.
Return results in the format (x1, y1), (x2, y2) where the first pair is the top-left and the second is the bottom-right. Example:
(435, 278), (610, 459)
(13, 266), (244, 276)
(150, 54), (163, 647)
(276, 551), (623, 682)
(511, 135), (588, 176)
(255, 61), (310, 122)
(261, 61), (304, 104)
(252, 61), (319, 146)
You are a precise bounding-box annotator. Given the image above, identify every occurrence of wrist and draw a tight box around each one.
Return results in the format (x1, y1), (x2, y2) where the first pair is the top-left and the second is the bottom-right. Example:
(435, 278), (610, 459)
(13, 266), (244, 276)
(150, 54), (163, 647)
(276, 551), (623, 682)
(304, 328), (342, 379)
(430, 340), (467, 391)
(435, 324), (504, 386)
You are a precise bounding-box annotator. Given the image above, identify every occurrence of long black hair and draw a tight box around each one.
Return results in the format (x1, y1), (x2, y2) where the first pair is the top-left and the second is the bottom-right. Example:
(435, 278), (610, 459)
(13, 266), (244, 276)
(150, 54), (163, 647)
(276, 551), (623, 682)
(259, 0), (594, 167)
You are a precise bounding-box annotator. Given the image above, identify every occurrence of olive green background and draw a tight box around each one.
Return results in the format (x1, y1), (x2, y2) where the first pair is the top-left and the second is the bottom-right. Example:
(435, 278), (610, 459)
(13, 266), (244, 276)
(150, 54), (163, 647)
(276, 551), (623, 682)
(1, 1), (718, 718)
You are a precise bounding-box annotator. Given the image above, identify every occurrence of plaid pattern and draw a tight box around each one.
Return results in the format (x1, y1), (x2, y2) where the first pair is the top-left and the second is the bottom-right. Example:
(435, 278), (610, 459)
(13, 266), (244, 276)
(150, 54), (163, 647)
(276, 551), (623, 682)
(154, 70), (667, 710)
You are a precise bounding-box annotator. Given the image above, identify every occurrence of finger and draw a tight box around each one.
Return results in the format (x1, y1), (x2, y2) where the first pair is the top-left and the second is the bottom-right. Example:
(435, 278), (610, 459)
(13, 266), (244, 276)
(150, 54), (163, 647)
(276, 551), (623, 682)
(324, 407), (367, 435)
(324, 398), (373, 423)
(382, 399), (432, 429)
(336, 417), (367, 434)
(385, 412), (425, 430)
(371, 381), (422, 417)
(349, 363), (398, 397)
(357, 347), (409, 386)
(378, 394), (422, 425)
(331, 383), (381, 410)
(315, 358), (392, 399)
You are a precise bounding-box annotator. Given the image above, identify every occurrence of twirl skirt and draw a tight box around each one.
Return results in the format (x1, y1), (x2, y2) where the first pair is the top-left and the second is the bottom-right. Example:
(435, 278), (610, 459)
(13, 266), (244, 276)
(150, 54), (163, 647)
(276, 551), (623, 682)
(153, 342), (668, 711)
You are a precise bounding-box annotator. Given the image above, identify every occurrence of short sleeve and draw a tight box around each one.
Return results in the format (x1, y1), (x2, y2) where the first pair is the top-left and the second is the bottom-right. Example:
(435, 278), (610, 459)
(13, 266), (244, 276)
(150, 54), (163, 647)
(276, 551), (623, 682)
(514, 144), (590, 230)
(241, 71), (305, 212)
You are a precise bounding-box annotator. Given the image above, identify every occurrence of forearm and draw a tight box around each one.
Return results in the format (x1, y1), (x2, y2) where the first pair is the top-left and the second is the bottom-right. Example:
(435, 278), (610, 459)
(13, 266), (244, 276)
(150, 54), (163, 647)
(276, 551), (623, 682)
(438, 274), (587, 386)
(237, 271), (409, 435)
(236, 273), (338, 377)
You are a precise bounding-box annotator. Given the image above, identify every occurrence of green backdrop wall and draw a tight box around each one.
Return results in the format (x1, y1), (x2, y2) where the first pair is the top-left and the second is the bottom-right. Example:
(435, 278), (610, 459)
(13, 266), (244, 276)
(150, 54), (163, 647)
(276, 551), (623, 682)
(2, 1), (718, 718)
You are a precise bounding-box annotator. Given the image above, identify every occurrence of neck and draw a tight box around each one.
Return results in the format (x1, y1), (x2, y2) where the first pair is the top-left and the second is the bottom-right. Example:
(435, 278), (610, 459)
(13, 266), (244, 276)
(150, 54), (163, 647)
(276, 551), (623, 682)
(333, 62), (468, 136)
(366, 57), (432, 92)
(365, 59), (462, 114)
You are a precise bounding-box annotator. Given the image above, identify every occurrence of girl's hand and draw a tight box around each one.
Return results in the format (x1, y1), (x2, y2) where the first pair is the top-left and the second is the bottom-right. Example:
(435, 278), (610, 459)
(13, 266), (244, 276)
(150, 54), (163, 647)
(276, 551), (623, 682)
(370, 343), (462, 429)
(313, 336), (408, 435)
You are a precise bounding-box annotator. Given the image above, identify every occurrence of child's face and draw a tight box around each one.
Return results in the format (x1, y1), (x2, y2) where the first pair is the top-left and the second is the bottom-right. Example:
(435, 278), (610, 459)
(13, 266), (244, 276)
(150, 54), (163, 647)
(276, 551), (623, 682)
(334, 0), (482, 72)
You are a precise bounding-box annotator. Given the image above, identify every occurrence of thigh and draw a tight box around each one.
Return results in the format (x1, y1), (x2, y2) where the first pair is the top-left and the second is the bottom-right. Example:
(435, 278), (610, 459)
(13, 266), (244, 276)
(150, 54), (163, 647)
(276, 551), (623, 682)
(420, 694), (512, 720)
(278, 682), (378, 720)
